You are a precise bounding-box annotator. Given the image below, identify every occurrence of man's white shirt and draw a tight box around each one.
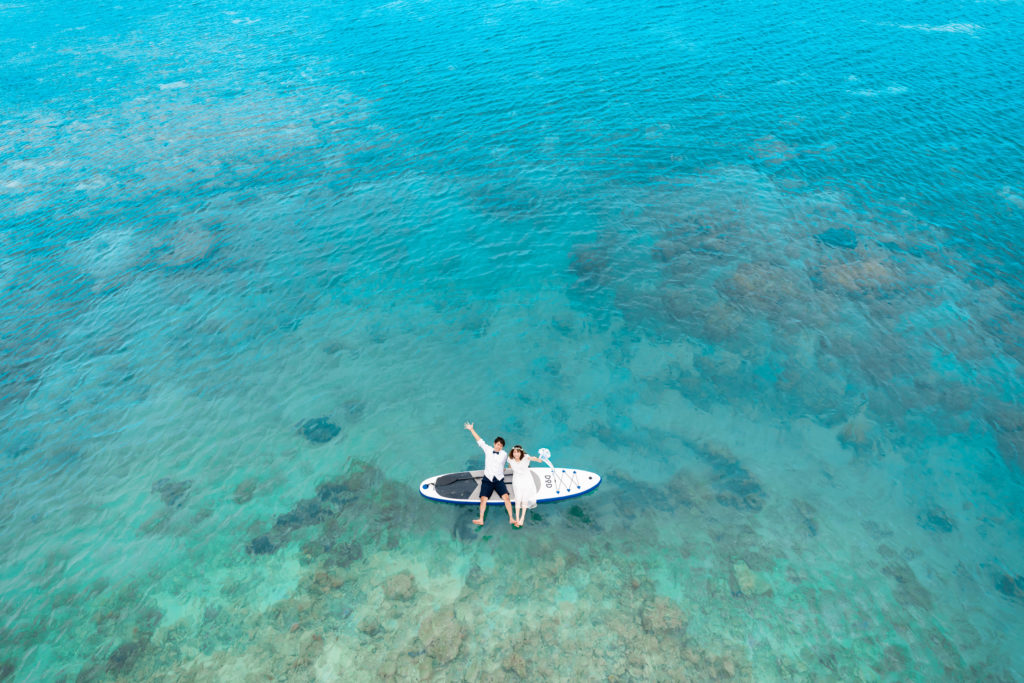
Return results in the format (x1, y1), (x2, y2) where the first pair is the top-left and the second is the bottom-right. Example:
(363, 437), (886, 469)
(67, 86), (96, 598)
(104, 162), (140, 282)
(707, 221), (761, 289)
(477, 438), (508, 482)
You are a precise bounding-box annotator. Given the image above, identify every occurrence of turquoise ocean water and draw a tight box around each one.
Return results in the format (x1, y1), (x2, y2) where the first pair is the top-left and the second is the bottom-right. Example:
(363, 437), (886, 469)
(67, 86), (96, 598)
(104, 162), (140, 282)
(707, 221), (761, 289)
(2, 0), (1024, 679)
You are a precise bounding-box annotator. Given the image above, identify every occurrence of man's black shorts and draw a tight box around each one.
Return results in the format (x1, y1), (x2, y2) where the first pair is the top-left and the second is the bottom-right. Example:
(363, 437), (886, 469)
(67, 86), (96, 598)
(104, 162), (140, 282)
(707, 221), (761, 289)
(479, 476), (509, 499)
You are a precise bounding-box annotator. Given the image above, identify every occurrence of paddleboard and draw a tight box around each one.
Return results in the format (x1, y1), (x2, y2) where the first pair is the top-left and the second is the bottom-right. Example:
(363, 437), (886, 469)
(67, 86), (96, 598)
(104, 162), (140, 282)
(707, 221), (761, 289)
(419, 466), (601, 504)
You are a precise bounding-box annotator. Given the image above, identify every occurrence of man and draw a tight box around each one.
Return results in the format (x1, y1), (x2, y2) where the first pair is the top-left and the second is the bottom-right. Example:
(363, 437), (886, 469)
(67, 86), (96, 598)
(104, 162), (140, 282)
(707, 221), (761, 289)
(464, 422), (515, 526)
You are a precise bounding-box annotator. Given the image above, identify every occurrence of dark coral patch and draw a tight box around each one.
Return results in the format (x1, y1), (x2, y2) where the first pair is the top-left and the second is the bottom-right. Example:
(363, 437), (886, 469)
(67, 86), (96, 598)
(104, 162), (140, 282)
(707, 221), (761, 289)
(715, 489), (764, 512)
(151, 478), (192, 507)
(245, 459), (391, 560)
(301, 417), (340, 444)
(106, 639), (147, 674)
(918, 508), (955, 533)
(465, 565), (485, 589)
(995, 574), (1024, 600)
(316, 479), (351, 505)
(324, 541), (363, 568)
(794, 500), (819, 536)
(247, 534), (276, 555)
(452, 515), (481, 542)
(814, 228), (858, 249)
(76, 663), (104, 682)
(711, 467), (764, 512)
(690, 442), (767, 513)
(275, 498), (333, 531)
(298, 528), (360, 567)
(882, 561), (933, 610)
(233, 478), (258, 504)
(568, 504), (593, 525)
(342, 399), (366, 420)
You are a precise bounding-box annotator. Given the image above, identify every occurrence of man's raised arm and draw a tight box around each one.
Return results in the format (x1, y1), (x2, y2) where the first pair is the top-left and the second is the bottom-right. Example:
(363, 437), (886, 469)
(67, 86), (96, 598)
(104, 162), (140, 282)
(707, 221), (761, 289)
(464, 422), (483, 444)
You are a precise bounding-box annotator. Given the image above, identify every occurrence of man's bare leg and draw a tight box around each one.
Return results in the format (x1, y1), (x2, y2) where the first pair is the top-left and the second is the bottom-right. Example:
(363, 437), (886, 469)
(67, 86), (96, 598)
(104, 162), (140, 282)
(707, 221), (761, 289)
(473, 497), (488, 525)
(502, 494), (515, 524)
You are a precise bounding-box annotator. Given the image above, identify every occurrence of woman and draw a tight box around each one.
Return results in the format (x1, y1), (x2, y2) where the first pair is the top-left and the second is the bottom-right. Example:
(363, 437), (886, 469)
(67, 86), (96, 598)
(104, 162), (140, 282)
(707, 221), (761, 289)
(508, 445), (544, 527)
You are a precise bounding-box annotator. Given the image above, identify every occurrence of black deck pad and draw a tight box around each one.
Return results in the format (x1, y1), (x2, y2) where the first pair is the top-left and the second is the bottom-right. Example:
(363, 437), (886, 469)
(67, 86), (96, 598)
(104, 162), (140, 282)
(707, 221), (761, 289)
(435, 472), (479, 500)
(435, 471), (515, 500)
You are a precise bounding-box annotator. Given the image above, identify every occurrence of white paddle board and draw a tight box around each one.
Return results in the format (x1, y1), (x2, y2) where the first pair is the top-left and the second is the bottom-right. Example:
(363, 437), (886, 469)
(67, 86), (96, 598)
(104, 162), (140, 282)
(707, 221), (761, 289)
(419, 466), (601, 504)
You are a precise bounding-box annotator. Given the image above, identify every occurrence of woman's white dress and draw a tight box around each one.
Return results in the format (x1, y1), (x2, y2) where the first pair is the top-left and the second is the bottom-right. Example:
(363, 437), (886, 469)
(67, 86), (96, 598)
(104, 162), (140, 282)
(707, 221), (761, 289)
(509, 457), (538, 509)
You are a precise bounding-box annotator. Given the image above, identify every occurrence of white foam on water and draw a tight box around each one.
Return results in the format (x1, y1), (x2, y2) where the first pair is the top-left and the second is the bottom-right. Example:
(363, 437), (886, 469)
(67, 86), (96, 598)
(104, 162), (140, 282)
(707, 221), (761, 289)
(900, 23), (982, 34)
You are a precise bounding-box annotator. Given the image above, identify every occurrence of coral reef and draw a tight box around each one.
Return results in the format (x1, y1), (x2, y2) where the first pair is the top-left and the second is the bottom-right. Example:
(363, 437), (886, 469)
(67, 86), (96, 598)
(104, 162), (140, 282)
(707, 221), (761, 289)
(567, 504), (593, 526)
(639, 596), (687, 633)
(105, 638), (148, 675)
(837, 406), (883, 457)
(730, 560), (773, 597)
(383, 571), (417, 601)
(451, 514), (482, 542)
(995, 574), (1024, 601)
(695, 441), (765, 512)
(151, 478), (192, 507)
(233, 478), (259, 505)
(9, 423), (1008, 683)
(247, 483), (356, 556)
(274, 498), (333, 531)
(985, 402), (1024, 473)
(793, 499), (819, 537)
(300, 417), (341, 444)
(918, 507), (956, 533)
(881, 559), (934, 610)
(561, 176), (1024, 482)
(246, 534), (276, 556)
(814, 227), (858, 250)
(820, 258), (901, 295)
(417, 608), (466, 664)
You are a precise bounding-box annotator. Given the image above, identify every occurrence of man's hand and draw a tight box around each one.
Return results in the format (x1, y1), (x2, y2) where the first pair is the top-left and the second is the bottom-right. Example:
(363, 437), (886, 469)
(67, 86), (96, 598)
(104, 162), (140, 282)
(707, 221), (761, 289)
(464, 422), (473, 430)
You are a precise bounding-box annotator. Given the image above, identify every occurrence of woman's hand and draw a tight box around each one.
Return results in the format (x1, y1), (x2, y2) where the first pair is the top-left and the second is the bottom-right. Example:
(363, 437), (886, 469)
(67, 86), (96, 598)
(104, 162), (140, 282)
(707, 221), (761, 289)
(464, 422), (473, 430)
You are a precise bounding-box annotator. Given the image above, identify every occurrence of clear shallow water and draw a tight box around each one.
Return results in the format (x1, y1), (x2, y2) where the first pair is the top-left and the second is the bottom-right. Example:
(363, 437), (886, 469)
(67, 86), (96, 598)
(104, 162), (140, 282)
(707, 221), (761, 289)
(2, 0), (1024, 679)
